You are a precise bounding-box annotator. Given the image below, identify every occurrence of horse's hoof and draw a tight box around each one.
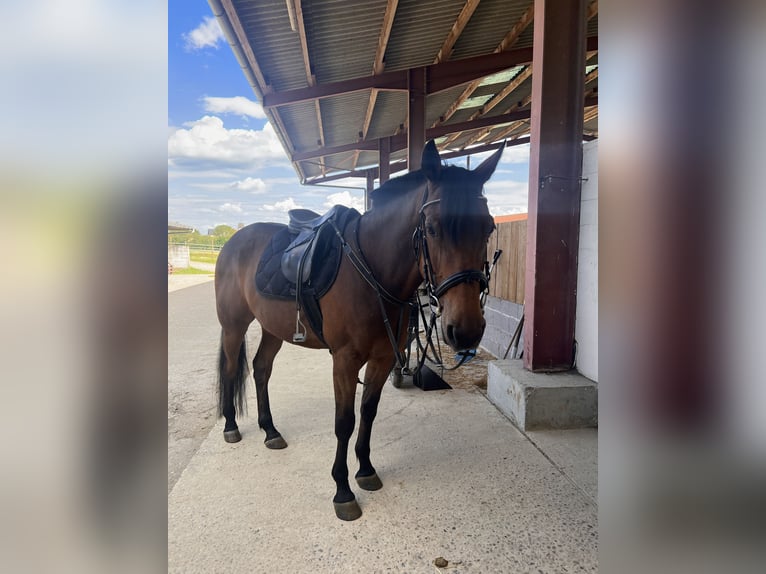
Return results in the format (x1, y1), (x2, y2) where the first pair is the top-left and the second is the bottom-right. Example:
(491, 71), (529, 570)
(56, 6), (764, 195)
(223, 429), (242, 443)
(356, 472), (383, 491)
(264, 435), (287, 449)
(334, 499), (362, 521)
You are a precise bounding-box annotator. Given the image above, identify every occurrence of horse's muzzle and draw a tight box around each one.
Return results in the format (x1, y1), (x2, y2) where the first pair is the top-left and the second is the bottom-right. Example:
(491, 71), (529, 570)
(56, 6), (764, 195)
(444, 318), (486, 351)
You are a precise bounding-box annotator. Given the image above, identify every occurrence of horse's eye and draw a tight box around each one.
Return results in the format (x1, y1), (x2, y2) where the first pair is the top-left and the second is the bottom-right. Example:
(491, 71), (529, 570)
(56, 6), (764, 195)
(426, 224), (437, 237)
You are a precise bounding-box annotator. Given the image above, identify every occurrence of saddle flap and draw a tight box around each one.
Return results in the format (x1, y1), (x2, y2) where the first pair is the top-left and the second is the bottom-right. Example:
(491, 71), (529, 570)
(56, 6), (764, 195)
(280, 229), (318, 284)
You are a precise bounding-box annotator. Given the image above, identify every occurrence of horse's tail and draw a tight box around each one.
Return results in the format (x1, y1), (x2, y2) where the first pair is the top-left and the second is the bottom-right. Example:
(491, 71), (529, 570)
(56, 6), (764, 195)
(217, 333), (248, 418)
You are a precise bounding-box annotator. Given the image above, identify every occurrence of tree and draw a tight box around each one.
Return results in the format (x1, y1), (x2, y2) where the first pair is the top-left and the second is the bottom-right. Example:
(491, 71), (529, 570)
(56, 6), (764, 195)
(211, 224), (236, 247)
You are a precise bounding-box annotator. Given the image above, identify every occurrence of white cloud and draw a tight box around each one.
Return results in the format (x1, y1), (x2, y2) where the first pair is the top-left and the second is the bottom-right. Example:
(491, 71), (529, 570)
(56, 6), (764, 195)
(168, 116), (286, 168)
(219, 202), (243, 213)
(324, 190), (365, 212)
(468, 142), (531, 166)
(263, 197), (302, 212)
(500, 143), (531, 164)
(183, 16), (224, 51)
(203, 96), (266, 119)
(230, 177), (268, 194)
(484, 179), (529, 216)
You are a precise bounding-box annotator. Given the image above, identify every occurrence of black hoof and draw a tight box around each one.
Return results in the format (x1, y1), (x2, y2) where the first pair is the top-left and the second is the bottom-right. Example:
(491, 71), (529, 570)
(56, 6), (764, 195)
(356, 472), (383, 491)
(334, 499), (362, 521)
(264, 435), (288, 449)
(223, 429), (242, 443)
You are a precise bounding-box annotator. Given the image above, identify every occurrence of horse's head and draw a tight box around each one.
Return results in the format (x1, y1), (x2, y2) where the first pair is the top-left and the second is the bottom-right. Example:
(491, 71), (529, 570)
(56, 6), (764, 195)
(416, 140), (503, 351)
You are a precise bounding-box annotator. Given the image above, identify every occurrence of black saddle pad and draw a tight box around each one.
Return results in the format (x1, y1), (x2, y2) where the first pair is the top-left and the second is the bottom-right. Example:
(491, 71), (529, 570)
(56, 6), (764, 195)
(254, 217), (345, 301)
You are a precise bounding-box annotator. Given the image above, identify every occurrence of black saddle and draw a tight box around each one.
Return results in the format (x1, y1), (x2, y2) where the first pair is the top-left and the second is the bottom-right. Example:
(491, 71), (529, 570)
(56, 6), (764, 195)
(281, 205), (346, 284)
(255, 205), (360, 344)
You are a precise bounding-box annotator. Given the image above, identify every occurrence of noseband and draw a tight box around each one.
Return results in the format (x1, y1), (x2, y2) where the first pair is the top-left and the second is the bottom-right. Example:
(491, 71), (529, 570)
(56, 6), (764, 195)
(413, 197), (491, 313)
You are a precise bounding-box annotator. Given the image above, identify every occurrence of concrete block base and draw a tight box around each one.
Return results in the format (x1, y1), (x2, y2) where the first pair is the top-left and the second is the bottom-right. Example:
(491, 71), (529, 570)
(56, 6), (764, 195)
(487, 359), (597, 430)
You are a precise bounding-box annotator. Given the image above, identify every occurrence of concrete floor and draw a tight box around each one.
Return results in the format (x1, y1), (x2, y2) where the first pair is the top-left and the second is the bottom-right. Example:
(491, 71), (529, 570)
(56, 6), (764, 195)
(168, 280), (597, 573)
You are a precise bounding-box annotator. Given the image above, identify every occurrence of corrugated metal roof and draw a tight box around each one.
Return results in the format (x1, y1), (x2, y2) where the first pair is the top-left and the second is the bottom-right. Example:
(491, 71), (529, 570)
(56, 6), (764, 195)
(218, 0), (598, 184)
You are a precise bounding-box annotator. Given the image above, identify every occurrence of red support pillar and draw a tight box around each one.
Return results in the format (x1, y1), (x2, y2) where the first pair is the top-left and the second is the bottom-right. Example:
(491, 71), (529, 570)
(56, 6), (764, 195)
(379, 136), (391, 184)
(523, 0), (587, 371)
(365, 169), (375, 211)
(407, 67), (426, 171)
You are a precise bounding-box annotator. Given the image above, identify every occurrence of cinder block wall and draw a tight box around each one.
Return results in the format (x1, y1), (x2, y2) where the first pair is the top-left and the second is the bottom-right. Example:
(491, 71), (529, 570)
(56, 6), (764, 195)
(480, 295), (523, 359)
(575, 140), (598, 382)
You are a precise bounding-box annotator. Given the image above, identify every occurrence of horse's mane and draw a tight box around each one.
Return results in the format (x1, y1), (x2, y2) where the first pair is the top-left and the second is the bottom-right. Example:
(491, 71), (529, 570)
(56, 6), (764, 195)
(370, 165), (490, 244)
(369, 170), (426, 208)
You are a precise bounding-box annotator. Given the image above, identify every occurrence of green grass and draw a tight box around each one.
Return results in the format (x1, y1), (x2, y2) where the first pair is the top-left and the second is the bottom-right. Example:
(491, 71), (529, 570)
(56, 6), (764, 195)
(170, 266), (214, 276)
(190, 250), (219, 264)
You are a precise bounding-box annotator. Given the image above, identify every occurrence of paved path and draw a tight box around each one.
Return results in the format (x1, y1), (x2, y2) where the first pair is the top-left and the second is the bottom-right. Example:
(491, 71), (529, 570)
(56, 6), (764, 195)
(168, 278), (598, 572)
(168, 280), (219, 492)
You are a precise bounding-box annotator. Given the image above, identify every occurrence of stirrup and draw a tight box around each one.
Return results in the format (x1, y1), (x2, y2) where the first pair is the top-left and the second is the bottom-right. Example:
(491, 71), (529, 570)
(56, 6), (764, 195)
(292, 310), (307, 342)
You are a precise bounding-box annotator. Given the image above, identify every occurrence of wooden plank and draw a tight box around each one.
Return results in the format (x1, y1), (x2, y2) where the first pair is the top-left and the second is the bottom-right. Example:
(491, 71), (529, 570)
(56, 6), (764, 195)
(487, 219), (527, 304)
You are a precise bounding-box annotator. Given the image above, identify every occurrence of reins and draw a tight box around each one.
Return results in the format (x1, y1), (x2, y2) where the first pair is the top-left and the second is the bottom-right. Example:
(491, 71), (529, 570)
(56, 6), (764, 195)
(328, 218), (411, 370)
(329, 181), (497, 377)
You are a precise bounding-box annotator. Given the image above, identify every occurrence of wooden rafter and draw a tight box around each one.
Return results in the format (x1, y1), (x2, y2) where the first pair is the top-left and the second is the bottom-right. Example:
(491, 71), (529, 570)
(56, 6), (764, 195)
(460, 96), (531, 148)
(434, 0), (597, 132)
(373, 0), (399, 76)
(289, 0), (326, 174)
(587, 0), (599, 20)
(480, 65), (533, 116)
(353, 0), (399, 171)
(219, 0), (271, 94)
(432, 2), (534, 128)
(442, 64), (532, 147)
(434, 0), (482, 64)
(455, 2), (599, 149)
(583, 106), (599, 123)
(217, 0), (311, 181)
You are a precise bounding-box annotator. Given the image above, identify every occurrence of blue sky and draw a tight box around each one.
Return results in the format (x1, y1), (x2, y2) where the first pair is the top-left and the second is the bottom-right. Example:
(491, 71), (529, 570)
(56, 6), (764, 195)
(168, 0), (530, 233)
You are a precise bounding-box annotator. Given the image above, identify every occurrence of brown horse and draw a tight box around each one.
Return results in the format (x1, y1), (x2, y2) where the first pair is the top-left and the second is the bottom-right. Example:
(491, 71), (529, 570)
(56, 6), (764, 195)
(214, 140), (503, 520)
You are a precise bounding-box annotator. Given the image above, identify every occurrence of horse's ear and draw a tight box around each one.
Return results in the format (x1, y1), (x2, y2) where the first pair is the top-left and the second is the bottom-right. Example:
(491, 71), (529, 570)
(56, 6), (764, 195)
(473, 140), (506, 183)
(421, 140), (441, 181)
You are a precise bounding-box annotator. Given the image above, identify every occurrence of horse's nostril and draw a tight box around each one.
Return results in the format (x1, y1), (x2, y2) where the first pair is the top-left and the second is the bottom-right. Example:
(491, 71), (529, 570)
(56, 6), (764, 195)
(446, 324), (455, 344)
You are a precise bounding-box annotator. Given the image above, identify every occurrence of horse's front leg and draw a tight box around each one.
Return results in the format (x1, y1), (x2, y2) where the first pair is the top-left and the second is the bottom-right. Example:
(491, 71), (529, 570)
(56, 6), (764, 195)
(354, 357), (390, 492)
(330, 355), (363, 521)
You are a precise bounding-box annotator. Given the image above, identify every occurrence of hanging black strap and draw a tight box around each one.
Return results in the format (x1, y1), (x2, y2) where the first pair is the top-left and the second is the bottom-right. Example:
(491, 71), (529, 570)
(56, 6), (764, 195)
(328, 219), (410, 369)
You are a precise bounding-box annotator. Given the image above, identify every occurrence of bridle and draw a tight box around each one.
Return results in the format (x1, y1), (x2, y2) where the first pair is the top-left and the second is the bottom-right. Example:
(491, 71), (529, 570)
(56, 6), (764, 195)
(412, 194), (492, 316)
(329, 183), (496, 374)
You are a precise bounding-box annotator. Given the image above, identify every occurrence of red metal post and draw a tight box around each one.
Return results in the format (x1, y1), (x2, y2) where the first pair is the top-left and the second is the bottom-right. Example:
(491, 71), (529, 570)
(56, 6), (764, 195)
(523, 0), (587, 371)
(407, 67), (426, 171)
(379, 136), (391, 184)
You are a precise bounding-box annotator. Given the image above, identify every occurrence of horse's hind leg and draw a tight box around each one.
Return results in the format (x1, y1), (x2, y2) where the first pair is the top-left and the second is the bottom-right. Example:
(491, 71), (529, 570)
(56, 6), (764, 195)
(218, 326), (249, 443)
(252, 329), (287, 449)
(354, 357), (390, 491)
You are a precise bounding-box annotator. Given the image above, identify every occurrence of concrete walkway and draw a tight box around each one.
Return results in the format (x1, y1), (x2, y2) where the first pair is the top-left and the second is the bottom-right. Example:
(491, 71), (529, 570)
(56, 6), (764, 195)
(168, 281), (597, 573)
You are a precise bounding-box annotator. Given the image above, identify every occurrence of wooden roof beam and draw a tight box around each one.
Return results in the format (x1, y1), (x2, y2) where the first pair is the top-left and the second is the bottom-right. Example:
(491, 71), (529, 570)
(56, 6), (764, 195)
(584, 66), (599, 85)
(288, 1), (327, 175)
(433, 3), (534, 128)
(295, 109), (533, 162)
(434, 0), (482, 64)
(218, 0), (272, 95)
(496, 2), (535, 52)
(588, 0), (599, 20)
(480, 65), (533, 116)
(261, 39), (602, 108)
(353, 0), (400, 171)
(373, 0), (399, 75)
